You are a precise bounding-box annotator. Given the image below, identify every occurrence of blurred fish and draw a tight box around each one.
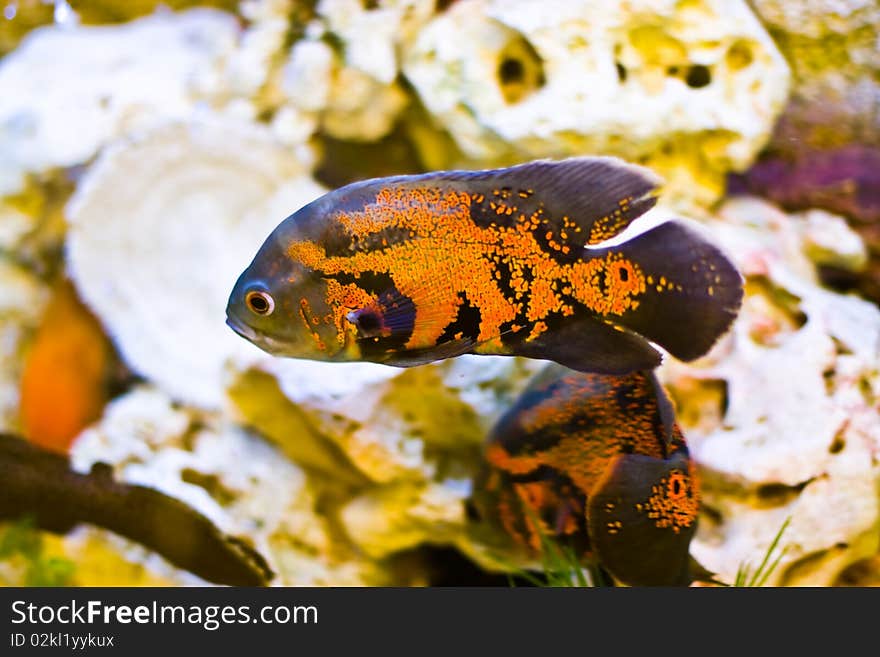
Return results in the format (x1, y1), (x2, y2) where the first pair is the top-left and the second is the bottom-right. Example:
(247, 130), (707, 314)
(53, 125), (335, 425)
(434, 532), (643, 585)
(0, 433), (273, 586)
(469, 365), (700, 586)
(19, 279), (118, 453)
(227, 157), (742, 373)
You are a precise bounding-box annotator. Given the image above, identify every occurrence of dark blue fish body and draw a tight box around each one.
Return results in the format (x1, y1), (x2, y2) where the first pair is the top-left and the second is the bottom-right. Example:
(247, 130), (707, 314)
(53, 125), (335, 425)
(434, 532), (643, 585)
(470, 366), (699, 587)
(227, 157), (743, 373)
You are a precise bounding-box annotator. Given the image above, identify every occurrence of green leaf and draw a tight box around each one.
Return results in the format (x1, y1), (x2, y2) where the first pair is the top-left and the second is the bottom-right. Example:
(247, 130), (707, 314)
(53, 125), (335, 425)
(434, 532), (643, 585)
(0, 517), (41, 559)
(731, 516), (791, 587)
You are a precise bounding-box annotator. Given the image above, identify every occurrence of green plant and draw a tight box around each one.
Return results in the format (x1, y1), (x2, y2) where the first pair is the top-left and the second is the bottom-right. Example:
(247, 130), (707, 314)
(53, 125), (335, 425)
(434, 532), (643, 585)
(0, 516), (76, 586)
(732, 517), (792, 587)
(502, 502), (607, 587)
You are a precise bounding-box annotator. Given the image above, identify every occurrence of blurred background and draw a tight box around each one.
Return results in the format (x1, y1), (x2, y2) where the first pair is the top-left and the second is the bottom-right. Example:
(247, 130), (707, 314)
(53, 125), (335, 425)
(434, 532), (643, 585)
(0, 0), (878, 586)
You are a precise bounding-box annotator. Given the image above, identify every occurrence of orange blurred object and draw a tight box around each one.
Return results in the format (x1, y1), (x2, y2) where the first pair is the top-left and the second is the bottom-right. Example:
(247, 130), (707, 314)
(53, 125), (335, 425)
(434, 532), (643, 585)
(20, 279), (115, 453)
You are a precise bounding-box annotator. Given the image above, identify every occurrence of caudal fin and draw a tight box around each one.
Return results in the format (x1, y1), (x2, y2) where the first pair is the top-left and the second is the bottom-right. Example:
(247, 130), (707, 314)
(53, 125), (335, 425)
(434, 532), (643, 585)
(598, 220), (743, 362)
(587, 450), (698, 586)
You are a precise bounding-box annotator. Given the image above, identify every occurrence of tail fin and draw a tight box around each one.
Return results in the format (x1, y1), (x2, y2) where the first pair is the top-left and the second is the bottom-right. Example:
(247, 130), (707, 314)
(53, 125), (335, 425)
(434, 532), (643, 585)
(597, 220), (743, 362)
(587, 450), (698, 586)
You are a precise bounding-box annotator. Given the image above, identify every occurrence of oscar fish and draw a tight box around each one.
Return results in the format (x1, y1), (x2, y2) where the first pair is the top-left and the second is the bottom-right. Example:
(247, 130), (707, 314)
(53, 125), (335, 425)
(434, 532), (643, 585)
(226, 157), (743, 373)
(469, 365), (699, 587)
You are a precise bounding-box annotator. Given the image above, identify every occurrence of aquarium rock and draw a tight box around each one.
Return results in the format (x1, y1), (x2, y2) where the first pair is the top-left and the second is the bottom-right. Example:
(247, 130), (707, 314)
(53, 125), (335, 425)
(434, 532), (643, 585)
(0, 261), (48, 432)
(732, 0), (880, 301)
(402, 0), (791, 210)
(66, 119), (325, 409)
(69, 385), (382, 586)
(270, 1), (430, 144)
(660, 197), (880, 585)
(230, 355), (542, 560)
(0, 9), (239, 197)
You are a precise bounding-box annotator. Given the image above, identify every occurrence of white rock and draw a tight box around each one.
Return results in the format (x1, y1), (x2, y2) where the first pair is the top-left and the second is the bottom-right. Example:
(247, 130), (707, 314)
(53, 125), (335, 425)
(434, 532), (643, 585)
(231, 354), (542, 485)
(321, 65), (410, 142)
(0, 259), (48, 432)
(317, 0), (435, 84)
(340, 479), (470, 558)
(222, 0), (294, 98)
(66, 118), (326, 409)
(271, 0), (433, 144)
(69, 386), (191, 469)
(659, 197), (880, 585)
(800, 208), (869, 271)
(279, 40), (336, 113)
(750, 0), (879, 38)
(402, 0), (791, 208)
(70, 385), (379, 585)
(0, 9), (240, 196)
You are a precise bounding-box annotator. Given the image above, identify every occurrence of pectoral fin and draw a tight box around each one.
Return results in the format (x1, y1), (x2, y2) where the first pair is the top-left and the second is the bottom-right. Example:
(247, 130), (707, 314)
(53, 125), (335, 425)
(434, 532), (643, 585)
(346, 287), (417, 341)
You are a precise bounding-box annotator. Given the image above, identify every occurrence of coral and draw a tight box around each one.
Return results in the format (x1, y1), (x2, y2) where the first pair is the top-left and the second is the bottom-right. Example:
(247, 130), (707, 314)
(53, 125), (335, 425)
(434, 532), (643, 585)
(402, 0), (790, 209)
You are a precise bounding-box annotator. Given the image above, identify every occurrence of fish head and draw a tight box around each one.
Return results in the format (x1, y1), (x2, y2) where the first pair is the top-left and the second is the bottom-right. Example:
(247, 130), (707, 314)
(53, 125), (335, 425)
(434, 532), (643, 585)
(226, 217), (352, 360)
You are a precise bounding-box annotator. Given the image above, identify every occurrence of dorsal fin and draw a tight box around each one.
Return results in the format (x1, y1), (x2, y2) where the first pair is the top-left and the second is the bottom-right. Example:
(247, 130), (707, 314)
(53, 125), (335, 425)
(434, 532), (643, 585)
(314, 157), (662, 252)
(646, 371), (677, 447)
(434, 157), (661, 245)
(412, 156), (662, 247)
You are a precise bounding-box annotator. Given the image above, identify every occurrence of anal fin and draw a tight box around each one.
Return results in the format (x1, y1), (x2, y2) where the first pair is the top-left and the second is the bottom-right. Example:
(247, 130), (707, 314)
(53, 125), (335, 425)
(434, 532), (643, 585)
(513, 319), (662, 374)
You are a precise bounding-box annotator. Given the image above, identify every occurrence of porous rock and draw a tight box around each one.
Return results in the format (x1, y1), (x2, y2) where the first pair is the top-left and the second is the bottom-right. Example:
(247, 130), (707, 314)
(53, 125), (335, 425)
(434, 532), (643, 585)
(66, 118), (326, 409)
(740, 0), (879, 194)
(220, 0), (295, 99)
(733, 0), (880, 301)
(317, 0), (434, 85)
(659, 197), (880, 585)
(0, 260), (48, 432)
(0, 9), (240, 196)
(270, 1), (431, 144)
(69, 385), (383, 586)
(230, 355), (543, 558)
(402, 0), (791, 209)
(232, 355), (542, 483)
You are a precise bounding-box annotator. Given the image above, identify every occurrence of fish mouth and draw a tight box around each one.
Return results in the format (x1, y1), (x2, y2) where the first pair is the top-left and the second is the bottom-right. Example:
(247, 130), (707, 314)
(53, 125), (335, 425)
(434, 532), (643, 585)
(225, 313), (294, 357)
(225, 315), (259, 342)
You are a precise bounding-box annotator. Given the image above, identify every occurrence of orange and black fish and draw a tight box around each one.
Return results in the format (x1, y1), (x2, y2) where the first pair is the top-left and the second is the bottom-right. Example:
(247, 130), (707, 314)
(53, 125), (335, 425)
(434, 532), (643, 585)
(227, 157), (742, 373)
(0, 433), (273, 586)
(469, 365), (699, 586)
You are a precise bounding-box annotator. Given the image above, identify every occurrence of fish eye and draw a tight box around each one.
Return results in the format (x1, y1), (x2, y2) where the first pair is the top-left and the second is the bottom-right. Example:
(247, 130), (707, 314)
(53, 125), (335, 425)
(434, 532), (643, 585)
(245, 289), (275, 316)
